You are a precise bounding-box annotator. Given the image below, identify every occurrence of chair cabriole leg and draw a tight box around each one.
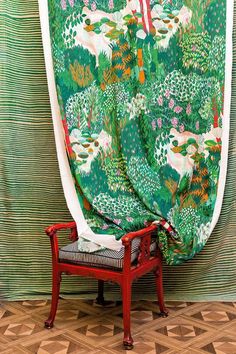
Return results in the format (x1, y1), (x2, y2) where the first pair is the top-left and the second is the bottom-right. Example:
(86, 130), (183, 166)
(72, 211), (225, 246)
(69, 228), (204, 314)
(155, 262), (168, 317)
(45, 269), (61, 329)
(121, 279), (133, 350)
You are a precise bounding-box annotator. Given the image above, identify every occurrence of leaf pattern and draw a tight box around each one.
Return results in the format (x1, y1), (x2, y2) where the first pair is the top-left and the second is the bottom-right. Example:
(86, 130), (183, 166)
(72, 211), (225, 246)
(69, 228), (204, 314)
(49, 0), (227, 265)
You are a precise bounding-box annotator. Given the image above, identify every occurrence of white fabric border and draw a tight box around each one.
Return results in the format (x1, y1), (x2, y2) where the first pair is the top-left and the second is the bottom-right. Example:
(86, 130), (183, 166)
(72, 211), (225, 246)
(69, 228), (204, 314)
(38, 0), (122, 251)
(210, 0), (234, 233)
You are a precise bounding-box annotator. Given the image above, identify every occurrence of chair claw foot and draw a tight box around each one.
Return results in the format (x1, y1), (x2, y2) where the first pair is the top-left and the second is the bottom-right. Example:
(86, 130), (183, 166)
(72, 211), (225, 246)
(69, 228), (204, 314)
(159, 310), (169, 317)
(123, 342), (134, 350)
(123, 335), (133, 350)
(44, 320), (54, 329)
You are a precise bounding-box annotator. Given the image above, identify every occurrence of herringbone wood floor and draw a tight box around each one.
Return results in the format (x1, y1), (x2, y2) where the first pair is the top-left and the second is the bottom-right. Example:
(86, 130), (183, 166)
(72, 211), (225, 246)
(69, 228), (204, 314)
(0, 299), (236, 353)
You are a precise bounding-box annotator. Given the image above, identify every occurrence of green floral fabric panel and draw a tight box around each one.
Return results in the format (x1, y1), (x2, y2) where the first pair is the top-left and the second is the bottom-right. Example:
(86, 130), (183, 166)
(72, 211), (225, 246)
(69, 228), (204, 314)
(48, 0), (226, 265)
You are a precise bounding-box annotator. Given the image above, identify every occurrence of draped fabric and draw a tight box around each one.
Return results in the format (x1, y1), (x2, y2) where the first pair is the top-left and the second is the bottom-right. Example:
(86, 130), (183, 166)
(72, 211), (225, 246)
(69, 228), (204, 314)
(40, 0), (233, 265)
(0, 0), (236, 300)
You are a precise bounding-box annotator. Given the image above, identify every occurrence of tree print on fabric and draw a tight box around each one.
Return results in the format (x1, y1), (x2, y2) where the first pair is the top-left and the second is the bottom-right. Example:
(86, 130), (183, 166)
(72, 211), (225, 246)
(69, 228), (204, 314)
(48, 0), (227, 265)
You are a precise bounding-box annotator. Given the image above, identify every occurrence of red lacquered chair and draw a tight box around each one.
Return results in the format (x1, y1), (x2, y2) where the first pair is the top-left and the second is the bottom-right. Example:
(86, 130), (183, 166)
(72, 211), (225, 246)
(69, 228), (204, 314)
(44, 221), (168, 350)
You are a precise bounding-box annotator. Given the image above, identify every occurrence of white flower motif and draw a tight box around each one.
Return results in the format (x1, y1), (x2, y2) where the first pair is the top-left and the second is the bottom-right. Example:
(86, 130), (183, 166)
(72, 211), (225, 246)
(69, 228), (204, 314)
(186, 145), (197, 155)
(70, 129), (82, 143)
(136, 29), (147, 40)
(178, 6), (192, 26)
(127, 93), (147, 120)
(198, 135), (205, 145)
(198, 145), (205, 154)
(152, 20), (163, 31)
(152, 4), (163, 17)
(100, 23), (110, 34)
(112, 11), (125, 31)
(197, 222), (211, 244)
(128, 0), (140, 12)
(112, 11), (122, 22)
(212, 127), (222, 138)
(70, 128), (82, 139)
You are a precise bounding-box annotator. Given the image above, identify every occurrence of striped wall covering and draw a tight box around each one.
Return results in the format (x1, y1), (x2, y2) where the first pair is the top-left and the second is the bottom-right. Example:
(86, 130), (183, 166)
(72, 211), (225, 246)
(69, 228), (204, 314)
(0, 0), (236, 301)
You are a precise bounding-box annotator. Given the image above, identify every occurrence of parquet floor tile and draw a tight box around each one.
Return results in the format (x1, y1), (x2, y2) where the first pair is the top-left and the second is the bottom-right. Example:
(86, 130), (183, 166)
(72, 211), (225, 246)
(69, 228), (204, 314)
(0, 300), (236, 353)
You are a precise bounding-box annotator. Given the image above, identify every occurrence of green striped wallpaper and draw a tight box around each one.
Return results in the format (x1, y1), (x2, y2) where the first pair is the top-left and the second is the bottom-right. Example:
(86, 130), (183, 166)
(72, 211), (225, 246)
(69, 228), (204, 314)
(0, 0), (236, 301)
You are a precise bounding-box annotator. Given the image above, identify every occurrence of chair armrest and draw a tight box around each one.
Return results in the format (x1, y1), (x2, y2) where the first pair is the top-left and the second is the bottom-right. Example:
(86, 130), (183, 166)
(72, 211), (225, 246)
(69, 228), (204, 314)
(45, 222), (77, 263)
(121, 224), (158, 272)
(45, 221), (77, 237)
(45, 222), (78, 242)
(121, 224), (157, 246)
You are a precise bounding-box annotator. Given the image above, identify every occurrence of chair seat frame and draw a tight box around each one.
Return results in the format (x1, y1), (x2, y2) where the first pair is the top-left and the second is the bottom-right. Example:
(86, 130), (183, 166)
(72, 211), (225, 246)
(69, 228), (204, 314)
(45, 221), (168, 350)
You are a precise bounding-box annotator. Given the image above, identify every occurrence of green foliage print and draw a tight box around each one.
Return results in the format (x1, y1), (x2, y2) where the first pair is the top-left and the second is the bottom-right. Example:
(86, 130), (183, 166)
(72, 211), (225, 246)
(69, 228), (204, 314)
(204, 0), (226, 38)
(48, 0), (228, 265)
(181, 32), (212, 73)
(82, 0), (127, 13)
